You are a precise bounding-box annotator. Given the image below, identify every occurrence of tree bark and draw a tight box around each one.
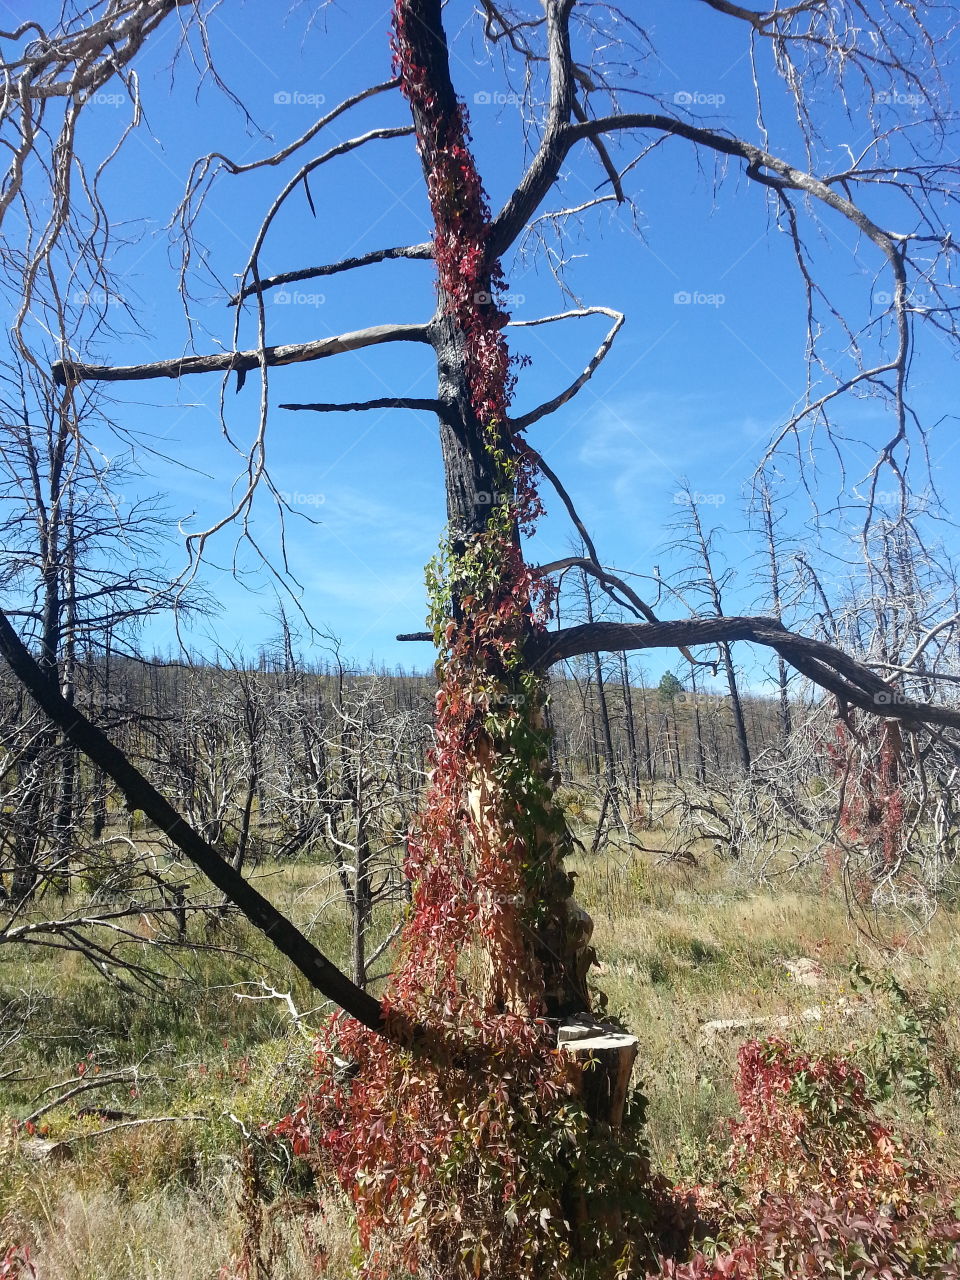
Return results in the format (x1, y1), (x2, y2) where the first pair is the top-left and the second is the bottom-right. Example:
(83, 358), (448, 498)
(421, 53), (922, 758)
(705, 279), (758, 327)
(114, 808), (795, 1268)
(399, 0), (593, 1020)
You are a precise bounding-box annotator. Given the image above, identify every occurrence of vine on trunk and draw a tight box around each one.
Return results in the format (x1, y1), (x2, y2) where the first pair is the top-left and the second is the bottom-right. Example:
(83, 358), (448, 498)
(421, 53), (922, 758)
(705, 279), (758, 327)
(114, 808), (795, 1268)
(273, 5), (674, 1277)
(827, 719), (907, 875)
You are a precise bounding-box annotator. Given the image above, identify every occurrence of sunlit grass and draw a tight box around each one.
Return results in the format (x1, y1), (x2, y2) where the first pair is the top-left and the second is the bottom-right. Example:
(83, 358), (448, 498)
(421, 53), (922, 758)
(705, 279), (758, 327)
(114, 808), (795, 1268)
(3, 838), (960, 1273)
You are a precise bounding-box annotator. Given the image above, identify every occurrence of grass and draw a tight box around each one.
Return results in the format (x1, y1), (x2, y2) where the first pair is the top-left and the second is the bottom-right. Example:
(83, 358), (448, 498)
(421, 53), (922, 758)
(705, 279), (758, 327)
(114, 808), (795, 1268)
(4, 1173), (355, 1279)
(3, 829), (960, 1275)
(573, 841), (960, 1181)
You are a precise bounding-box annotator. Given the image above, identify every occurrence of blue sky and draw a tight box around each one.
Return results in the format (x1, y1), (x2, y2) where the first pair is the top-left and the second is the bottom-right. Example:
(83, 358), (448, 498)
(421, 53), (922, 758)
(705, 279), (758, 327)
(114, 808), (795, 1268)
(10, 0), (960, 686)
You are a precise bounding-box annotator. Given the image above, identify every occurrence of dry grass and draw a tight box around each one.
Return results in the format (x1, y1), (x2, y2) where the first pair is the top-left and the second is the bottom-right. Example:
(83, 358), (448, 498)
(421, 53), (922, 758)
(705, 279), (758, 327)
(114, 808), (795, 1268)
(23, 1184), (236, 1280)
(572, 841), (960, 1178)
(3, 837), (960, 1273)
(9, 1178), (355, 1280)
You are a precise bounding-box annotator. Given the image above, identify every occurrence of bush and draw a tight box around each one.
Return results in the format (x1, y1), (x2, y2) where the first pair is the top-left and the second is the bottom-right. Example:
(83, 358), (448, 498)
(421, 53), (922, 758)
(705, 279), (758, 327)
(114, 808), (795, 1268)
(276, 1009), (689, 1280)
(727, 1037), (920, 1204)
(660, 1193), (960, 1279)
(649, 1037), (960, 1280)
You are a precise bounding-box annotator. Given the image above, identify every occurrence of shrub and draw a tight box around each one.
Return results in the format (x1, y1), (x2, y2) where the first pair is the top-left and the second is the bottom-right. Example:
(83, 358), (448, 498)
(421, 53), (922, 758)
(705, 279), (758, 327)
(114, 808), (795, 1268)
(659, 1193), (960, 1279)
(276, 1009), (680, 1280)
(727, 1037), (920, 1205)
(650, 1037), (960, 1280)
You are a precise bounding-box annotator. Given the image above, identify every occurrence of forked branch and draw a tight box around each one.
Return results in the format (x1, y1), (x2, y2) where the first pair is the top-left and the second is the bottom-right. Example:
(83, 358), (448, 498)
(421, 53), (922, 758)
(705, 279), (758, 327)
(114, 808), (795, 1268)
(508, 307), (624, 430)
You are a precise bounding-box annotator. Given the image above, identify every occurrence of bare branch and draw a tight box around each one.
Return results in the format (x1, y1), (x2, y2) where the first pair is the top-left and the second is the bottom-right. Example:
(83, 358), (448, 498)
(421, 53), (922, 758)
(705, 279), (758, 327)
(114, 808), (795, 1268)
(508, 307), (624, 430)
(487, 0), (576, 261)
(229, 127), (417, 314)
(180, 79), (402, 224)
(530, 615), (960, 733)
(52, 324), (433, 387)
(229, 243), (434, 306)
(279, 397), (442, 415)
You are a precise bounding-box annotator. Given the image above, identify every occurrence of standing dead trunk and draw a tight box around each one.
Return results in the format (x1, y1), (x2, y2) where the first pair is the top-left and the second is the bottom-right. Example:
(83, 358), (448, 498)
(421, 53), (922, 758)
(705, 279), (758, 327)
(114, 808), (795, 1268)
(679, 491), (752, 771)
(690, 669), (707, 783)
(398, 0), (593, 1020)
(719, 640), (751, 770)
(51, 510), (79, 889)
(352, 798), (372, 989)
(581, 569), (620, 815)
(618, 651), (641, 804)
(638, 682), (653, 780)
(757, 478), (793, 743)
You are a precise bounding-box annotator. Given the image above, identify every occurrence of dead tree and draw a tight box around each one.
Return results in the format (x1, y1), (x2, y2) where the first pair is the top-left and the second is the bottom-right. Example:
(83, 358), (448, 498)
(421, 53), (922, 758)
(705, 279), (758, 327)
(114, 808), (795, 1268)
(672, 483), (752, 771)
(0, 357), (198, 900)
(752, 475), (795, 744)
(617, 651), (643, 805)
(9, 0), (960, 1038)
(3, 1), (960, 1269)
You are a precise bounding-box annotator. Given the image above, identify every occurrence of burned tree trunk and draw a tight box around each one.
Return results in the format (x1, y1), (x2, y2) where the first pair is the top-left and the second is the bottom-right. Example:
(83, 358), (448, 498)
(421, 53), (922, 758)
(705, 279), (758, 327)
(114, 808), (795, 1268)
(394, 0), (595, 1021)
(581, 568), (620, 816)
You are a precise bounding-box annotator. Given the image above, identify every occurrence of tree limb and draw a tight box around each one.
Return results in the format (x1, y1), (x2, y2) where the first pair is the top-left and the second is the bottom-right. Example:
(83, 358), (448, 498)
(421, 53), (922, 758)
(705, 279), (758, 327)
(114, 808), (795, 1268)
(229, 244), (433, 306)
(487, 0), (576, 261)
(530, 615), (960, 732)
(536, 556), (710, 670)
(279, 397), (442, 414)
(508, 307), (624, 430)
(0, 606), (389, 1038)
(52, 324), (433, 387)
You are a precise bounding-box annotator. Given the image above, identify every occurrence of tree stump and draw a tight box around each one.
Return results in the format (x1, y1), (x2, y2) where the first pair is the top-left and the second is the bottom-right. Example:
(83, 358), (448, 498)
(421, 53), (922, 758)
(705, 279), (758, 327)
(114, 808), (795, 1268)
(558, 1017), (640, 1257)
(558, 1017), (639, 1130)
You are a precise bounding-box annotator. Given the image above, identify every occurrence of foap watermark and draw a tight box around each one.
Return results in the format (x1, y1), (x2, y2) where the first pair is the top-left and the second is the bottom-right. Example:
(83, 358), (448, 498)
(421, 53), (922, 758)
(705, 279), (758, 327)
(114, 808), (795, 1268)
(866, 490), (905, 507)
(674, 289), (726, 307)
(78, 90), (126, 107)
(280, 490), (325, 507)
(873, 689), (912, 709)
(673, 490), (726, 507)
(874, 288), (928, 308)
(674, 89), (726, 107)
(273, 289), (326, 307)
(273, 90), (326, 107)
(875, 90), (924, 107)
(473, 90), (522, 107)
(73, 289), (124, 308)
(487, 689), (530, 710)
(451, 888), (525, 909)
(474, 290), (526, 307)
(675, 690), (732, 709)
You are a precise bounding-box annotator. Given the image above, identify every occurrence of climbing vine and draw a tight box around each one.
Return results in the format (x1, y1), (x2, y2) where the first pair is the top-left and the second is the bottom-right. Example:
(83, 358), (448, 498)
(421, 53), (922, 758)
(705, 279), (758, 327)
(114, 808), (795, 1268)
(826, 718), (907, 875)
(272, 5), (673, 1277)
(387, 0), (574, 1020)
